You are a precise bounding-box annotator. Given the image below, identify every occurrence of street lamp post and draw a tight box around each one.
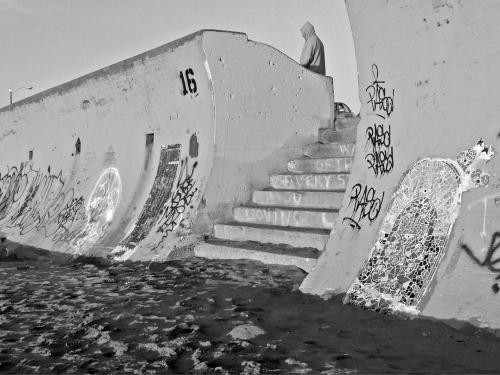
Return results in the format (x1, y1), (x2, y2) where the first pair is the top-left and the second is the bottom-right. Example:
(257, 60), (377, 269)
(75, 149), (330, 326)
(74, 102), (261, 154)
(9, 86), (33, 110)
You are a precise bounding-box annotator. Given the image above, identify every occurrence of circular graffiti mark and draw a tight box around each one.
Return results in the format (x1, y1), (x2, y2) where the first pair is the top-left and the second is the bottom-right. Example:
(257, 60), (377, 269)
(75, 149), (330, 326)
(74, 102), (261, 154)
(72, 167), (122, 253)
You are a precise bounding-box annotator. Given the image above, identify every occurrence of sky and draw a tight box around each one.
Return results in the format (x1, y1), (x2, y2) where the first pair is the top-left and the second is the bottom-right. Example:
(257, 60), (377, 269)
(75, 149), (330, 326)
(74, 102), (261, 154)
(0, 0), (360, 113)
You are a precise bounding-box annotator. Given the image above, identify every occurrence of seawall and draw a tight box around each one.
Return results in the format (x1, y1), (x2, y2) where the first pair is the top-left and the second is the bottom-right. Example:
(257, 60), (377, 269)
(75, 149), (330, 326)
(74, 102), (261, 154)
(0, 30), (334, 262)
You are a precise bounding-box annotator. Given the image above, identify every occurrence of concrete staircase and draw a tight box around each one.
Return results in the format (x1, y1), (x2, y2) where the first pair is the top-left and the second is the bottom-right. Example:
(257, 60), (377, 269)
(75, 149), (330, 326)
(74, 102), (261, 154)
(194, 126), (357, 272)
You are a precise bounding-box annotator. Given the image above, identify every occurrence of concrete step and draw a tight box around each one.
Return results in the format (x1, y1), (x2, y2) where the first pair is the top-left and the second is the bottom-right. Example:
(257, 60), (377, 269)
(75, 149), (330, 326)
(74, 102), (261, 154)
(270, 173), (349, 191)
(319, 127), (357, 144)
(214, 222), (330, 250)
(287, 157), (352, 173)
(303, 142), (356, 158)
(335, 116), (361, 130)
(234, 205), (338, 229)
(194, 238), (320, 273)
(252, 190), (344, 209)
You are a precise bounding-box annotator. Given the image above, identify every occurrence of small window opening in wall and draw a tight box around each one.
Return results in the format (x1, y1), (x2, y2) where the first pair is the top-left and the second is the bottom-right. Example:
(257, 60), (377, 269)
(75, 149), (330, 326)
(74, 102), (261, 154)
(28, 150), (33, 161)
(75, 138), (81, 155)
(146, 133), (154, 145)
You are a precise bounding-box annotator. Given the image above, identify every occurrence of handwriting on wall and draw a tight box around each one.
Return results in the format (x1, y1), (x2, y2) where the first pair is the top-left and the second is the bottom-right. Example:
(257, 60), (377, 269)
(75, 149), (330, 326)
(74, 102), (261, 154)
(461, 232), (500, 294)
(342, 183), (385, 230)
(365, 124), (393, 177)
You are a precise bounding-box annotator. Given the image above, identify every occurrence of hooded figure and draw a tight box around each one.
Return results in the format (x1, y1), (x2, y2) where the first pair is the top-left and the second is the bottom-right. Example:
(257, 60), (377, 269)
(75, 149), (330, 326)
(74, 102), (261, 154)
(300, 22), (325, 75)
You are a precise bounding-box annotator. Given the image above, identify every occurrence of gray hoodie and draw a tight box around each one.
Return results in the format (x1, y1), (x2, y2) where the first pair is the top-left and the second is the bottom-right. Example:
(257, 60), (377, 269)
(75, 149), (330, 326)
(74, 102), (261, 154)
(300, 22), (325, 75)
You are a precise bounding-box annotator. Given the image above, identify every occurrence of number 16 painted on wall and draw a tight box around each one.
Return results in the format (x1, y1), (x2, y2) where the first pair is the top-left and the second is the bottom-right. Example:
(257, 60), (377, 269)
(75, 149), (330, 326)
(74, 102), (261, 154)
(180, 69), (197, 95)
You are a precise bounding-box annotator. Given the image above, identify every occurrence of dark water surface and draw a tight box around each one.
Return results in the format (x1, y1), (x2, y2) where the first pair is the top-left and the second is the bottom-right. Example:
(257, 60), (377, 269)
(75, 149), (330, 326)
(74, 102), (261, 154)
(1, 254), (500, 374)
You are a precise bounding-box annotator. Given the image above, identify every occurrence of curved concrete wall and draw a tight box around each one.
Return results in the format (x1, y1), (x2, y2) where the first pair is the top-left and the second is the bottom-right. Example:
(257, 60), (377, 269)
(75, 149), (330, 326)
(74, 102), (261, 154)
(302, 0), (500, 331)
(0, 30), (334, 262)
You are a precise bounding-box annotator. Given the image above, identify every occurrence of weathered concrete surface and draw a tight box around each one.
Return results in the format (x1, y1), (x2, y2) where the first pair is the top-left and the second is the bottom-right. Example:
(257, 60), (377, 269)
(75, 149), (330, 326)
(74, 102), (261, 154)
(303, 143), (356, 158)
(252, 190), (344, 209)
(301, 0), (500, 331)
(194, 239), (319, 273)
(318, 127), (357, 144)
(287, 157), (352, 174)
(234, 206), (337, 230)
(0, 30), (334, 262)
(214, 223), (330, 250)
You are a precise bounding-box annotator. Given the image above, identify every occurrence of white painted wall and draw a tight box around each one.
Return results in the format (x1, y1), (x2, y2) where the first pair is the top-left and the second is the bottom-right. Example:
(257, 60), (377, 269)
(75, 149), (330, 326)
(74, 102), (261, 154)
(302, 0), (500, 331)
(0, 30), (335, 262)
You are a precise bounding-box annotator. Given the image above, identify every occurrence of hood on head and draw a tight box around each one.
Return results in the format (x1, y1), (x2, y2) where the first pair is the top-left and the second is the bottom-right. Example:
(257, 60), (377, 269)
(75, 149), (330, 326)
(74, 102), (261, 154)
(300, 22), (315, 39)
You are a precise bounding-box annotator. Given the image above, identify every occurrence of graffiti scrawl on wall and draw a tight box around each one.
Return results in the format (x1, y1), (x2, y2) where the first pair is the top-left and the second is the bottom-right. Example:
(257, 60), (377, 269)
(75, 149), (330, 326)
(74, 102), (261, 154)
(0, 162), (87, 244)
(461, 233), (500, 293)
(344, 140), (494, 312)
(123, 144), (181, 248)
(342, 183), (385, 230)
(365, 124), (393, 177)
(364, 64), (395, 178)
(366, 63), (394, 119)
(153, 156), (198, 249)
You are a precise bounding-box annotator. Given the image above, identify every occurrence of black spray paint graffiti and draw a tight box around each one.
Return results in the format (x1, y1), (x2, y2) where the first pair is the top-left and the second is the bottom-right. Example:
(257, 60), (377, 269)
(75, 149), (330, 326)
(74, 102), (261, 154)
(123, 144), (181, 248)
(153, 157), (199, 249)
(365, 123), (394, 177)
(461, 232), (500, 294)
(366, 64), (395, 119)
(342, 183), (385, 230)
(0, 162), (86, 243)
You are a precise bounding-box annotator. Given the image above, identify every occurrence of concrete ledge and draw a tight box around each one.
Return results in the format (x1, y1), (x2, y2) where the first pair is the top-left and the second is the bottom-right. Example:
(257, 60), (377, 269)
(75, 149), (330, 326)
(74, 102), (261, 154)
(214, 222), (330, 250)
(194, 239), (319, 273)
(334, 116), (361, 130)
(287, 157), (352, 173)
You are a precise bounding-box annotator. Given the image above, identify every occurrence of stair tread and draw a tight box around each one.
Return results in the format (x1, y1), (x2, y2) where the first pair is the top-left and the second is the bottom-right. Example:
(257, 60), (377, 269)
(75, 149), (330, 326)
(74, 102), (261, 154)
(203, 238), (321, 259)
(273, 172), (350, 176)
(216, 222), (331, 235)
(261, 188), (346, 193)
(237, 204), (339, 213)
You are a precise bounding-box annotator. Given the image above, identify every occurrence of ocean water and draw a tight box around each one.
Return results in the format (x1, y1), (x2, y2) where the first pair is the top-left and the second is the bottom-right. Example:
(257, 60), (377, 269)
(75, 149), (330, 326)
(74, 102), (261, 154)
(1, 253), (500, 374)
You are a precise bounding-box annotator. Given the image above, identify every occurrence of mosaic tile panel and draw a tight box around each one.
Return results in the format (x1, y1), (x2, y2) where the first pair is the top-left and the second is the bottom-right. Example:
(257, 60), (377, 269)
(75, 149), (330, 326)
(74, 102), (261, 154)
(344, 140), (495, 313)
(344, 159), (462, 311)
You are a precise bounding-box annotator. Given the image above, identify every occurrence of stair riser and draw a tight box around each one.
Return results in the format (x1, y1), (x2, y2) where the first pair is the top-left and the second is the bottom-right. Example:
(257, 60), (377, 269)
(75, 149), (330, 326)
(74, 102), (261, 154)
(234, 207), (336, 229)
(270, 174), (348, 190)
(252, 190), (344, 209)
(194, 243), (317, 273)
(319, 128), (357, 143)
(304, 143), (356, 158)
(287, 158), (351, 173)
(214, 224), (329, 250)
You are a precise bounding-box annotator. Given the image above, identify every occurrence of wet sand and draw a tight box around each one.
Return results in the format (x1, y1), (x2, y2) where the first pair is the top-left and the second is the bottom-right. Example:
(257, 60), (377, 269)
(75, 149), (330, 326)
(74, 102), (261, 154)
(1, 252), (500, 374)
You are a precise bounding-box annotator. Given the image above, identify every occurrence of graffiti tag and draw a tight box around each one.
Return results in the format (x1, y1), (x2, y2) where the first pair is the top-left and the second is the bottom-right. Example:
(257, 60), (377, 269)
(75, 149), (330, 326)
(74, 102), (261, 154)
(343, 183), (385, 230)
(365, 123), (394, 177)
(461, 232), (500, 294)
(366, 64), (394, 119)
(0, 162), (87, 243)
(153, 157), (198, 248)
